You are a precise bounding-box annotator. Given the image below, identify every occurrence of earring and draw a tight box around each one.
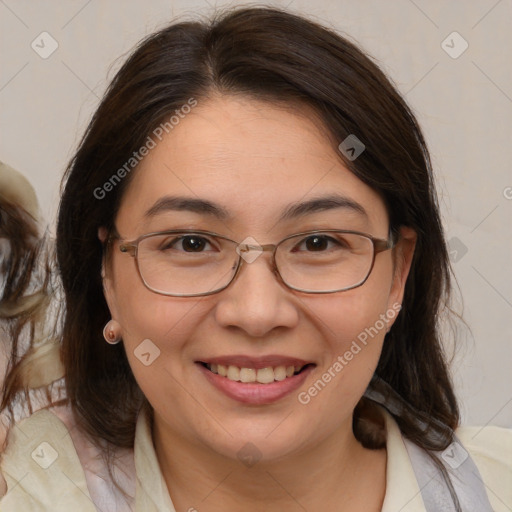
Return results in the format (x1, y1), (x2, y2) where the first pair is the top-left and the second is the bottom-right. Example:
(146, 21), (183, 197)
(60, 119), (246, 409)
(103, 319), (122, 345)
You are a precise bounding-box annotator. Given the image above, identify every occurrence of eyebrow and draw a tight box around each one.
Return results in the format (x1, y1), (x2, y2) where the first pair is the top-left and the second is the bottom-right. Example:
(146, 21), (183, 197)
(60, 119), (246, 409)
(144, 194), (368, 222)
(145, 196), (230, 219)
(279, 194), (368, 221)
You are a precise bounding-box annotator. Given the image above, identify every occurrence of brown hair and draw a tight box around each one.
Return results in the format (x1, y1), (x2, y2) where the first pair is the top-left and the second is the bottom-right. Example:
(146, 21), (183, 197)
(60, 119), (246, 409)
(0, 196), (64, 429)
(2, 6), (461, 508)
(0, 199), (40, 319)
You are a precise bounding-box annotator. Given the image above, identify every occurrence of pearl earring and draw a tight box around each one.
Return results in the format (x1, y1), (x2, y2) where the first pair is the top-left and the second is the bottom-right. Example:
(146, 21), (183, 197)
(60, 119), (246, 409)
(103, 319), (122, 345)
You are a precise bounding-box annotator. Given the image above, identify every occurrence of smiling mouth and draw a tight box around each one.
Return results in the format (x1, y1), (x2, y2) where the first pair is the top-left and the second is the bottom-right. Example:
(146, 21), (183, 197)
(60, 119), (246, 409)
(198, 362), (315, 384)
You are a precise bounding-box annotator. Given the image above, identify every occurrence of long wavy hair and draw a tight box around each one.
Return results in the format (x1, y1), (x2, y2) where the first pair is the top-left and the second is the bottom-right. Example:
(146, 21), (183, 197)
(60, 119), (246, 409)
(0, 195), (64, 435)
(2, 6), (462, 508)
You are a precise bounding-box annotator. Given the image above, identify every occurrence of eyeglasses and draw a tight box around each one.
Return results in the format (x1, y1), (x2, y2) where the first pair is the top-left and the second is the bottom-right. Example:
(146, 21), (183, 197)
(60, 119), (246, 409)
(109, 228), (396, 297)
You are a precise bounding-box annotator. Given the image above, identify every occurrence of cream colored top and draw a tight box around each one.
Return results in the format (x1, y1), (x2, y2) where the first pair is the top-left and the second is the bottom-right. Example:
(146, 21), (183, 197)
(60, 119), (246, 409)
(0, 403), (510, 511)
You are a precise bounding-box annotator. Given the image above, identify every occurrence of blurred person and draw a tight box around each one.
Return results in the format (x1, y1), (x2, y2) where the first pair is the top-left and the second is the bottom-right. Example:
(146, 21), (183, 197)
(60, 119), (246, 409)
(0, 161), (64, 496)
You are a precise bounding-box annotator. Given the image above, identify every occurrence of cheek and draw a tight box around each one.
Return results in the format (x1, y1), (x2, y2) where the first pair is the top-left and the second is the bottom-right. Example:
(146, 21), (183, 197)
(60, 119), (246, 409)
(301, 261), (394, 409)
(110, 253), (199, 343)
(311, 291), (389, 378)
(311, 258), (393, 352)
(298, 300), (388, 435)
(117, 294), (203, 355)
(117, 297), (207, 407)
(109, 257), (208, 388)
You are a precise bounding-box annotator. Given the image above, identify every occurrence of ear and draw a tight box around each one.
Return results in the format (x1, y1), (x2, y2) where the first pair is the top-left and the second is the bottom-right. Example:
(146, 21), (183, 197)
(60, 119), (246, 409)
(387, 226), (417, 314)
(98, 226), (108, 244)
(98, 227), (108, 279)
(98, 226), (120, 319)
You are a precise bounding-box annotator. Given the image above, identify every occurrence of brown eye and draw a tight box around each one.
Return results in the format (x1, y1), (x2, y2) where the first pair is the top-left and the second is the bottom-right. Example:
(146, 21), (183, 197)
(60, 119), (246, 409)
(294, 235), (344, 252)
(160, 235), (212, 252)
(304, 235), (329, 251)
(181, 235), (207, 252)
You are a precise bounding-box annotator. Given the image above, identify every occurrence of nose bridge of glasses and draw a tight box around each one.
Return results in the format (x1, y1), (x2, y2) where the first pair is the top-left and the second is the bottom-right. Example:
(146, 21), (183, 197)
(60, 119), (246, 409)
(229, 241), (283, 298)
(236, 242), (275, 253)
(235, 239), (277, 269)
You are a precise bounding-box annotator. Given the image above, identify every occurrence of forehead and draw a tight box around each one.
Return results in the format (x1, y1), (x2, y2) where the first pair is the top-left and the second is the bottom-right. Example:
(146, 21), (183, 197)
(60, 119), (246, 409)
(116, 95), (388, 234)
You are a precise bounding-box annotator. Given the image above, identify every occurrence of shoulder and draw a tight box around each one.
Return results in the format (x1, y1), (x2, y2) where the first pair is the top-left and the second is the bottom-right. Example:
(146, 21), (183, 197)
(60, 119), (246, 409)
(0, 406), (96, 510)
(456, 423), (512, 470)
(456, 424), (512, 511)
(1, 405), (74, 451)
(0, 407), (70, 493)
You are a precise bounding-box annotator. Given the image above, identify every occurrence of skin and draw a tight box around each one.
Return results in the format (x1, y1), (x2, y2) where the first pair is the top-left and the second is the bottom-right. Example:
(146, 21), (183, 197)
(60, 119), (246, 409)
(102, 94), (416, 512)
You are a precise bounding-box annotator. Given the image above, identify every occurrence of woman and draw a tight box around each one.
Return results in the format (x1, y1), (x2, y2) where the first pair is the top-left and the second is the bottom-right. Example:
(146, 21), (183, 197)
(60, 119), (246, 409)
(0, 6), (510, 512)
(0, 161), (64, 466)
(0, 161), (42, 437)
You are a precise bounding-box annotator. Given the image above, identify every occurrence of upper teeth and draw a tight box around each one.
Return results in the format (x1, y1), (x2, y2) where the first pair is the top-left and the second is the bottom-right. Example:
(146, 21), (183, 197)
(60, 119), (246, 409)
(206, 363), (304, 384)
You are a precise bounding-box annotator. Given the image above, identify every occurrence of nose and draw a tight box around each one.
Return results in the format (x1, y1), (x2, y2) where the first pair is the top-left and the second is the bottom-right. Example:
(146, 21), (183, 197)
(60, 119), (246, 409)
(213, 251), (300, 337)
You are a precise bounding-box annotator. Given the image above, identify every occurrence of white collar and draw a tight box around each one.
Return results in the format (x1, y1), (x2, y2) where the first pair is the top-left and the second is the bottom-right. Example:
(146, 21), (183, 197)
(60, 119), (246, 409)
(0, 403), (430, 511)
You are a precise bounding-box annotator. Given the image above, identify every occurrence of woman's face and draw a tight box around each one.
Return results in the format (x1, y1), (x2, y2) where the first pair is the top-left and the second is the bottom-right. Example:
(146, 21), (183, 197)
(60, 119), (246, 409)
(103, 95), (415, 462)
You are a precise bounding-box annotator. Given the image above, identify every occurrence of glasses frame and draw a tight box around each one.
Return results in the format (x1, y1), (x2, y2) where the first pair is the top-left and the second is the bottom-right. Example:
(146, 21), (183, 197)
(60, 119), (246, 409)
(108, 228), (397, 297)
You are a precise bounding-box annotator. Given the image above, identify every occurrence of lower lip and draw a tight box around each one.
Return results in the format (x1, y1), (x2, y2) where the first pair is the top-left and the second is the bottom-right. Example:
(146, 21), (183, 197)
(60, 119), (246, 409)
(196, 363), (315, 405)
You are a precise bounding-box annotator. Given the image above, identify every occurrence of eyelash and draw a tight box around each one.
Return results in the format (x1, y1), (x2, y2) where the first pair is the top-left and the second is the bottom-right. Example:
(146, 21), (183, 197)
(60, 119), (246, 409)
(160, 235), (216, 252)
(159, 233), (345, 253)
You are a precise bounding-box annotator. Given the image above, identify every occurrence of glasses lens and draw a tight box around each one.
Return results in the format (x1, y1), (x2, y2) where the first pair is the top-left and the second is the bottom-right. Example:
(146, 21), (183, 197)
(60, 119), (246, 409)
(276, 232), (375, 292)
(136, 232), (237, 296)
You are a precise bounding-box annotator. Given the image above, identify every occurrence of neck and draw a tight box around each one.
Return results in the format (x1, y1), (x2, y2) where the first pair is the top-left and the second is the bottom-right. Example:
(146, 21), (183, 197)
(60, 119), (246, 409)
(152, 413), (387, 512)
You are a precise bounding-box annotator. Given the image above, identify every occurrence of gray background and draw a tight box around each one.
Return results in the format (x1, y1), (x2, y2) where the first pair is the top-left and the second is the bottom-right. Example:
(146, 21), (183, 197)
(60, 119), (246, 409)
(1, 0), (511, 427)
